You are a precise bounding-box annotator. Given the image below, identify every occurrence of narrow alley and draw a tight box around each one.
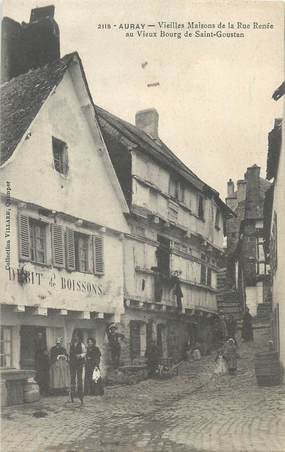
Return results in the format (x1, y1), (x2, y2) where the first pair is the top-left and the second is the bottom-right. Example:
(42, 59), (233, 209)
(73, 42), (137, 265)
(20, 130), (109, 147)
(2, 341), (285, 452)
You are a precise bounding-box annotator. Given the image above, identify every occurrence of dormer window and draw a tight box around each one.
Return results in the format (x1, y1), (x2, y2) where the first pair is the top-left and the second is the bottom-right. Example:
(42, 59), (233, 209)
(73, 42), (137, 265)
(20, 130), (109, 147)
(52, 137), (68, 175)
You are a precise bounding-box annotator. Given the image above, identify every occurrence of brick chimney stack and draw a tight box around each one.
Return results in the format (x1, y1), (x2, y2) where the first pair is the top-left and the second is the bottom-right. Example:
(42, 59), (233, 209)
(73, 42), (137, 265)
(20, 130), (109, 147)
(1, 5), (60, 83)
(135, 109), (159, 139)
(237, 179), (247, 203)
(227, 178), (235, 197)
(245, 164), (261, 219)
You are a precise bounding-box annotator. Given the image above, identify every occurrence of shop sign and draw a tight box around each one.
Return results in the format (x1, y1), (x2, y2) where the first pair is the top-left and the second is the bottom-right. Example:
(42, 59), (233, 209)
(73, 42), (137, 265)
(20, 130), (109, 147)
(7, 267), (104, 296)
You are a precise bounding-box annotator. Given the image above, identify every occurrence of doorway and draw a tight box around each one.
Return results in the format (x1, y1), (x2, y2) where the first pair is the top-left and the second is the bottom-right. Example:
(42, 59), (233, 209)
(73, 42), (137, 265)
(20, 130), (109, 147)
(20, 326), (47, 369)
(157, 324), (167, 358)
(72, 328), (93, 345)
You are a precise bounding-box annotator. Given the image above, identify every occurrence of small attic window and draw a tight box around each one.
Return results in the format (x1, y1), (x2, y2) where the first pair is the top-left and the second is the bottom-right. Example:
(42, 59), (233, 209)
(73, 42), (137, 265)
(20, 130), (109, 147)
(52, 137), (68, 175)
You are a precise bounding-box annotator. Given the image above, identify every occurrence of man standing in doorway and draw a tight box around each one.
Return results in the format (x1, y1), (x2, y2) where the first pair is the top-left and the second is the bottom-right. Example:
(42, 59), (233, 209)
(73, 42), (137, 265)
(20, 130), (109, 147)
(34, 331), (50, 396)
(107, 324), (125, 369)
(145, 340), (161, 378)
(69, 334), (86, 404)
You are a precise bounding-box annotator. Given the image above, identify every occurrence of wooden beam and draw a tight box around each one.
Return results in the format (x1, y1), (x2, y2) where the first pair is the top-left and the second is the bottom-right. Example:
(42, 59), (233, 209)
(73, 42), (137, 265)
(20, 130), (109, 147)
(13, 305), (25, 313)
(77, 311), (90, 320)
(94, 312), (104, 319)
(33, 307), (47, 316)
(60, 309), (68, 316)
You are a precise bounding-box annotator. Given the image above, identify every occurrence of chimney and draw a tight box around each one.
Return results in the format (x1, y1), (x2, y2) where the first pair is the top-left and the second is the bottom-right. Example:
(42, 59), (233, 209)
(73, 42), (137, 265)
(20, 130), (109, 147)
(135, 109), (159, 139)
(274, 118), (282, 128)
(1, 5), (60, 82)
(227, 178), (235, 197)
(245, 164), (261, 219)
(237, 180), (246, 203)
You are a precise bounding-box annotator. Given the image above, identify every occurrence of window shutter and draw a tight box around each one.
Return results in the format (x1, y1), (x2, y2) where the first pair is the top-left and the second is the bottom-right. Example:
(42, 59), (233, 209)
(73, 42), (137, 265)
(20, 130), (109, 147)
(93, 235), (104, 275)
(88, 237), (94, 273)
(63, 147), (69, 175)
(18, 214), (31, 261)
(51, 224), (65, 268)
(66, 228), (75, 271)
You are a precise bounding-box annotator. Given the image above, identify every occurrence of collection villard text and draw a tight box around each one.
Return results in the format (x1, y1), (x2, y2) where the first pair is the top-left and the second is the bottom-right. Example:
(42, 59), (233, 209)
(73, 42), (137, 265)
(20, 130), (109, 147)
(5, 181), (12, 271)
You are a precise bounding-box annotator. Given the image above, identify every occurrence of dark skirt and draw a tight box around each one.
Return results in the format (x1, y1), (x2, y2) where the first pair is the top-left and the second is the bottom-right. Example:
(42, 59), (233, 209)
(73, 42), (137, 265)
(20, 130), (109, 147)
(92, 377), (104, 396)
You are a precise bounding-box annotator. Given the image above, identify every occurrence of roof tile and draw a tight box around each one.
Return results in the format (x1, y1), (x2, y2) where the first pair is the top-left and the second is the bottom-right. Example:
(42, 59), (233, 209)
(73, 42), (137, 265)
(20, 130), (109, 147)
(0, 53), (75, 165)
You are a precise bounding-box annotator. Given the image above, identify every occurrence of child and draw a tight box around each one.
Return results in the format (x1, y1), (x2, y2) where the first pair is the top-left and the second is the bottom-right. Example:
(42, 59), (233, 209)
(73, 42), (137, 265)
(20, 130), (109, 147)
(214, 349), (227, 375)
(192, 342), (201, 361)
(223, 338), (240, 375)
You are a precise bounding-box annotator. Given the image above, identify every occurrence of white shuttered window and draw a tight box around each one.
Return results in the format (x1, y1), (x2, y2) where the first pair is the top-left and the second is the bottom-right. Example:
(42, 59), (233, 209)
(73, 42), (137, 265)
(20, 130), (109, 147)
(93, 235), (104, 275)
(51, 224), (65, 268)
(65, 228), (76, 271)
(18, 214), (31, 261)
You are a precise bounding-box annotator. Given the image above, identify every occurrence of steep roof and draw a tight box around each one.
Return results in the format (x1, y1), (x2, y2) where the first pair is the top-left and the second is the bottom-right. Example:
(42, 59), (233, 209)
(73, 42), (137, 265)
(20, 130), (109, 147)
(96, 105), (232, 216)
(0, 51), (231, 217)
(0, 53), (75, 165)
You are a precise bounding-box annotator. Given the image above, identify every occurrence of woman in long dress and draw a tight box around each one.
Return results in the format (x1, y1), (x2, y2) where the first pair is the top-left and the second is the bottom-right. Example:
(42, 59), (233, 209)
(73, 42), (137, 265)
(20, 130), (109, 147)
(242, 307), (254, 342)
(84, 338), (102, 395)
(49, 337), (70, 394)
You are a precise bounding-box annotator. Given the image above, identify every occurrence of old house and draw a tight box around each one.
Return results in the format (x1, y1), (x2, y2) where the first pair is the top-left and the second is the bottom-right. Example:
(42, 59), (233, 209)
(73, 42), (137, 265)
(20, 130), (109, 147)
(0, 7), (129, 395)
(264, 115), (284, 368)
(96, 107), (233, 363)
(224, 166), (272, 318)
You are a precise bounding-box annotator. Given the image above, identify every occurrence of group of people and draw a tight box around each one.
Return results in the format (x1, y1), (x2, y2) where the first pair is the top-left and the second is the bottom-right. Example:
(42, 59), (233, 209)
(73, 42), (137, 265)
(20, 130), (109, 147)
(35, 334), (103, 404)
(214, 307), (254, 376)
(216, 307), (253, 345)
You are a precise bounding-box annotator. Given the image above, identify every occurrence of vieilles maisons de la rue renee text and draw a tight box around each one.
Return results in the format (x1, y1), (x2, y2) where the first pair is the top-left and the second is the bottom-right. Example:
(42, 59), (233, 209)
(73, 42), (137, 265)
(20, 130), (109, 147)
(97, 21), (274, 30)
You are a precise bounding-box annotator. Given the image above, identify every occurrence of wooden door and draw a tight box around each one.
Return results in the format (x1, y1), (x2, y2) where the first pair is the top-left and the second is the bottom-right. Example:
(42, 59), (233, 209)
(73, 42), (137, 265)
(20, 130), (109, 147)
(20, 326), (46, 369)
(130, 321), (141, 361)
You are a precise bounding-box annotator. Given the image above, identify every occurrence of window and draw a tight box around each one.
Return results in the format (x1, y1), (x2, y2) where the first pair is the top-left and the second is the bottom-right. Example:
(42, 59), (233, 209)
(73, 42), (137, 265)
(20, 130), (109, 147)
(200, 263), (206, 284)
(18, 214), (50, 264)
(29, 220), (47, 264)
(198, 195), (204, 220)
(156, 235), (170, 275)
(200, 264), (212, 286)
(66, 229), (104, 275)
(52, 137), (68, 175)
(207, 268), (212, 286)
(169, 177), (184, 203)
(75, 233), (89, 273)
(256, 236), (267, 275)
(0, 327), (12, 368)
(135, 226), (145, 237)
(215, 209), (221, 229)
(18, 213), (104, 274)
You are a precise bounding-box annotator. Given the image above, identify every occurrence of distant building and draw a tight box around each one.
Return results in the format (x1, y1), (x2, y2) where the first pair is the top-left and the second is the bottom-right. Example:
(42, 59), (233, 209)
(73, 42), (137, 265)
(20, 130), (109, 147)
(96, 106), (233, 362)
(225, 165), (272, 317)
(264, 115), (284, 367)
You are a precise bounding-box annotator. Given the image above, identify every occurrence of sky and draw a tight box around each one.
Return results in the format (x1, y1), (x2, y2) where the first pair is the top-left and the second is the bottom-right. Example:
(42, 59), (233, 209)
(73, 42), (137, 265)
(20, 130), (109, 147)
(2, 0), (284, 199)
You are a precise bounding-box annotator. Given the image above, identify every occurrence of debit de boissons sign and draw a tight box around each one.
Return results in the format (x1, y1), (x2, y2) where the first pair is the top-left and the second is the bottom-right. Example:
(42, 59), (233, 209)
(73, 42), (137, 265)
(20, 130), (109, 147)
(7, 267), (104, 295)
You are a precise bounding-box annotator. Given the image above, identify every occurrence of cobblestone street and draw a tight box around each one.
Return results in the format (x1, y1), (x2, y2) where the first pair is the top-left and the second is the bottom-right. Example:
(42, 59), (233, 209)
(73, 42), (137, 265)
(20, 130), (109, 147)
(2, 342), (285, 452)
